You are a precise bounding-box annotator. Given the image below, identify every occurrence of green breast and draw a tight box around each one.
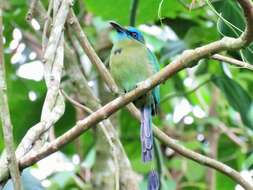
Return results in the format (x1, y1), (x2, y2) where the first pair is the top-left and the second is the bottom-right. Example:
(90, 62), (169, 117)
(109, 39), (154, 92)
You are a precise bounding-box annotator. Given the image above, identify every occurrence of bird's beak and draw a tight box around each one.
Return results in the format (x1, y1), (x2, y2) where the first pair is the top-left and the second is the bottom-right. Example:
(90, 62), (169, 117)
(109, 21), (126, 33)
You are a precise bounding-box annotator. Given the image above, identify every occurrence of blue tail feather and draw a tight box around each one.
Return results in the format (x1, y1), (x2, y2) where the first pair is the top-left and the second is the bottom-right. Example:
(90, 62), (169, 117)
(140, 105), (153, 162)
(148, 170), (159, 190)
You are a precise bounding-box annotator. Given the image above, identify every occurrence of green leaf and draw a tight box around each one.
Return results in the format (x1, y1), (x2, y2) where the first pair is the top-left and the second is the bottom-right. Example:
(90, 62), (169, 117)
(243, 153), (253, 169)
(216, 0), (244, 38)
(185, 160), (205, 181)
(184, 26), (218, 47)
(168, 158), (183, 171)
(84, 0), (185, 25)
(212, 75), (253, 128)
(248, 103), (253, 127)
(240, 47), (253, 64)
(216, 172), (235, 190)
(215, 0), (253, 64)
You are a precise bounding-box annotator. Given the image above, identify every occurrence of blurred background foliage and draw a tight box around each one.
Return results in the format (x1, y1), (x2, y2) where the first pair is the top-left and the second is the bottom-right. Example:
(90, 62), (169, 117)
(1, 0), (253, 190)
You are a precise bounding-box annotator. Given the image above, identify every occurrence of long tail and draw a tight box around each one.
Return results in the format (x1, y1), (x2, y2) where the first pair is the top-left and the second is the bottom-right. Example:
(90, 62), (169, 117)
(140, 105), (153, 162)
(148, 170), (159, 190)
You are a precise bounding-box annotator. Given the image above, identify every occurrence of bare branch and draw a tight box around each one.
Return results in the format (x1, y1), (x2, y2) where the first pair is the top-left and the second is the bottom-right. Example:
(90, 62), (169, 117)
(0, 0), (71, 182)
(238, 0), (253, 45)
(60, 89), (93, 114)
(153, 127), (252, 190)
(42, 0), (53, 53)
(0, 7), (22, 189)
(17, 32), (253, 187)
(18, 0), (70, 157)
(211, 54), (253, 71)
(1, 0), (253, 189)
(18, 96), (253, 189)
(45, 1), (253, 189)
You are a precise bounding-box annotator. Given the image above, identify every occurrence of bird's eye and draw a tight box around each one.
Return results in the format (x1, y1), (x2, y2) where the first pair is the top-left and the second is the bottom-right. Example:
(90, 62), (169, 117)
(131, 32), (138, 39)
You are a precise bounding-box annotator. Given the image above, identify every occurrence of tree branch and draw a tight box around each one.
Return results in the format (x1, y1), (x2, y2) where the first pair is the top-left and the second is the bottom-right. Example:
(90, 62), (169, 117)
(61, 88), (120, 190)
(211, 54), (253, 71)
(238, 0), (253, 45)
(42, 0), (53, 53)
(63, 41), (139, 189)
(0, 7), (22, 189)
(153, 127), (251, 189)
(17, 18), (253, 188)
(60, 89), (93, 114)
(18, 96), (253, 189)
(1, 1), (253, 189)
(0, 0), (70, 183)
(206, 87), (219, 190)
(67, 9), (119, 93)
(19, 0), (70, 157)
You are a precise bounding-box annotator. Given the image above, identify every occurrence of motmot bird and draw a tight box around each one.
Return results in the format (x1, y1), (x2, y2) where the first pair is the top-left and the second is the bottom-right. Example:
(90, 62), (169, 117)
(109, 21), (160, 162)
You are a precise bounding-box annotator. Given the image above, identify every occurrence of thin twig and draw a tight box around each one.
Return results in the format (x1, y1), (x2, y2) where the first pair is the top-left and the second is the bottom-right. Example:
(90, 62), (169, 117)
(206, 87), (219, 190)
(60, 89), (93, 114)
(67, 9), (119, 93)
(0, 8), (22, 190)
(42, 0), (53, 53)
(65, 25), (87, 78)
(211, 54), (253, 71)
(129, 0), (139, 26)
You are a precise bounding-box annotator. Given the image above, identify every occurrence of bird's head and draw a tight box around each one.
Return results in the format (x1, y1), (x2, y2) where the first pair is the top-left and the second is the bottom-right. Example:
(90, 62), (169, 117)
(110, 21), (145, 44)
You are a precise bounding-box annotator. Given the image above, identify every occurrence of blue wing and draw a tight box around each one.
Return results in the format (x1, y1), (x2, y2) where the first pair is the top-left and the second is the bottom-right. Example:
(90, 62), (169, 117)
(147, 49), (160, 113)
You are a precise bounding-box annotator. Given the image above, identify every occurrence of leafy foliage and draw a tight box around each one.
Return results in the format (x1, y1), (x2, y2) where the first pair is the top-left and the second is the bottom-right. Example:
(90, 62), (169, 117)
(212, 75), (253, 128)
